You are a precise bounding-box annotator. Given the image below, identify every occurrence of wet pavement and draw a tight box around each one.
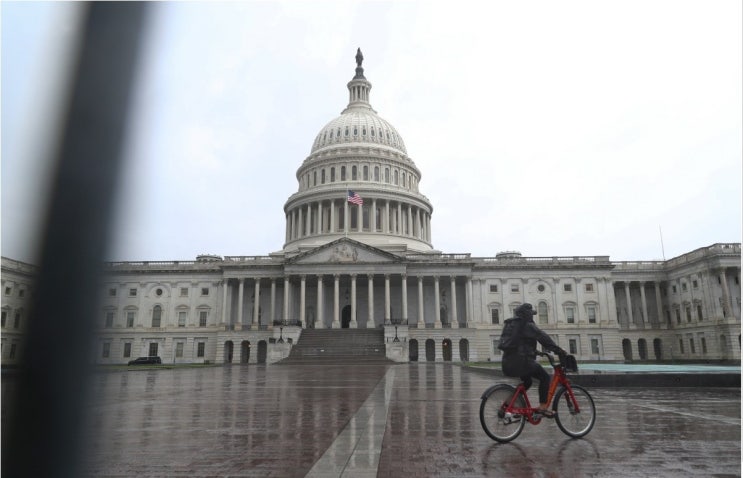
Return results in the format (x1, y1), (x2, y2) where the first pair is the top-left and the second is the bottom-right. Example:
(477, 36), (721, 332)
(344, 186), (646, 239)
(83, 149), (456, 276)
(75, 364), (740, 477)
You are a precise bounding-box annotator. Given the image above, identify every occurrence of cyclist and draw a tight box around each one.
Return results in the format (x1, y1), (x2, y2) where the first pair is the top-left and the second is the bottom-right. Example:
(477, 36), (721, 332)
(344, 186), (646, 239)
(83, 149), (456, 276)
(501, 303), (567, 417)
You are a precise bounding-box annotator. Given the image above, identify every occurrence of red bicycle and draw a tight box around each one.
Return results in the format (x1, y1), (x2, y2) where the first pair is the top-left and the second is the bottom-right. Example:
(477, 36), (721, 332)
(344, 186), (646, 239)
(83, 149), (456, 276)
(479, 351), (596, 442)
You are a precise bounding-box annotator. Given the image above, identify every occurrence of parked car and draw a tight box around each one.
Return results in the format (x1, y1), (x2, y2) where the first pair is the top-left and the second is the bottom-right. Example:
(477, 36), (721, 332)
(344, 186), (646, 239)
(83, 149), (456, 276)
(127, 356), (162, 366)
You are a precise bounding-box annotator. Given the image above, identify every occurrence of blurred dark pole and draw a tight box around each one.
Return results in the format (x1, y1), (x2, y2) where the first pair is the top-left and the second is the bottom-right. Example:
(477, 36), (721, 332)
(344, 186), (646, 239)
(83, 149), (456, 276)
(4, 3), (150, 477)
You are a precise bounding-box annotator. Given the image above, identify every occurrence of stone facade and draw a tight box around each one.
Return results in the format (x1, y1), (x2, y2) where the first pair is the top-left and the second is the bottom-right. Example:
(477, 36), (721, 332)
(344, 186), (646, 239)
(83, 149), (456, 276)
(1, 53), (740, 366)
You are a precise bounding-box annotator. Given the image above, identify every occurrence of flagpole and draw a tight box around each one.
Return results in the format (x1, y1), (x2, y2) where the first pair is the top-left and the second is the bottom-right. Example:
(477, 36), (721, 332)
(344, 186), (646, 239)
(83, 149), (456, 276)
(345, 187), (348, 238)
(659, 225), (666, 261)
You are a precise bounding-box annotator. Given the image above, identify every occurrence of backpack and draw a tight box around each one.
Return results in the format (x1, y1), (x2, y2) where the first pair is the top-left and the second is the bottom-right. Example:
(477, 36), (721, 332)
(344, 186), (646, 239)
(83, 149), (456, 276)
(497, 318), (523, 352)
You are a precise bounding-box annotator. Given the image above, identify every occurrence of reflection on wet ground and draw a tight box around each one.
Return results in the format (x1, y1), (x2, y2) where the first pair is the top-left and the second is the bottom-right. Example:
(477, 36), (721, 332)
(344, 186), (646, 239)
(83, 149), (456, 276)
(70, 364), (740, 477)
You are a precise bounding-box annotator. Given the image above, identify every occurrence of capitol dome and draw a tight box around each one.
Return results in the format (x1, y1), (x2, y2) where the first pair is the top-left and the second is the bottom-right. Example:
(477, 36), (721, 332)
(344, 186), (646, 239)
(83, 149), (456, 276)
(281, 49), (435, 256)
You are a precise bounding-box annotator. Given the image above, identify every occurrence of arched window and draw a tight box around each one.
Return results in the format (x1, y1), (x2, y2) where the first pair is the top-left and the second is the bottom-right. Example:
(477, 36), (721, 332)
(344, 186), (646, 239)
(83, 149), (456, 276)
(352, 165), (357, 180)
(330, 167), (336, 182)
(152, 305), (162, 328)
(321, 169), (326, 184)
(394, 170), (399, 185)
(374, 166), (380, 182)
(363, 165), (368, 180)
(340, 166), (346, 181)
(384, 168), (390, 183)
(313, 171), (317, 186)
(401, 172), (406, 188)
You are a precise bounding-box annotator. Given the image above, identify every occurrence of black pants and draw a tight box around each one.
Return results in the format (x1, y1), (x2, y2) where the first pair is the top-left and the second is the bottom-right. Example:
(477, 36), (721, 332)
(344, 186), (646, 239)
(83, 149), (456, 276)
(502, 354), (551, 404)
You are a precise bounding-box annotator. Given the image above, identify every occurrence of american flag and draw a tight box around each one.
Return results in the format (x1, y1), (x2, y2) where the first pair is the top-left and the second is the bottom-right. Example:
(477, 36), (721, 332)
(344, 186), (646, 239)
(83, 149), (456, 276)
(347, 190), (364, 205)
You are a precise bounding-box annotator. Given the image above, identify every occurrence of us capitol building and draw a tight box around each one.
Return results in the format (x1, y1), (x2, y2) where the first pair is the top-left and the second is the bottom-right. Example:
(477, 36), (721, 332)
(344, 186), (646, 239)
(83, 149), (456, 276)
(2, 51), (740, 366)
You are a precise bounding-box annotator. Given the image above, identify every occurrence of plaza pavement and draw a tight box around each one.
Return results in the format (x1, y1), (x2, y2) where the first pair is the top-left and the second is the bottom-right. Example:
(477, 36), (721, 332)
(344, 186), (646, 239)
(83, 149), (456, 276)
(77, 363), (740, 478)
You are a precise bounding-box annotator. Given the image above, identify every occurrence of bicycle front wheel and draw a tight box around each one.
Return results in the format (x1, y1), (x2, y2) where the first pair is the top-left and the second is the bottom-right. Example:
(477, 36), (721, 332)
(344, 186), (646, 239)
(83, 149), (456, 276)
(553, 385), (596, 438)
(479, 384), (526, 443)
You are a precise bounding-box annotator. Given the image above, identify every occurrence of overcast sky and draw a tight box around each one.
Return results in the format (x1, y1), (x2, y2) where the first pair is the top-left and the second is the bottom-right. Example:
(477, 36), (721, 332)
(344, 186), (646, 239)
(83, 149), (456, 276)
(2, 1), (741, 265)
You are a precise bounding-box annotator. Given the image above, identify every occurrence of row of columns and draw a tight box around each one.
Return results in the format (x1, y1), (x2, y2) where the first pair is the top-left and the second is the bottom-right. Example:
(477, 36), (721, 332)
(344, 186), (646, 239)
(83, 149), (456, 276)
(285, 198), (432, 243)
(221, 274), (472, 329)
(620, 281), (664, 328)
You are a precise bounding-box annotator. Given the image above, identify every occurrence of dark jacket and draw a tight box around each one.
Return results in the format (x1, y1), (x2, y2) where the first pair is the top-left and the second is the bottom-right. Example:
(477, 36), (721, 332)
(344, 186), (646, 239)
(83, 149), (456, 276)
(510, 317), (562, 359)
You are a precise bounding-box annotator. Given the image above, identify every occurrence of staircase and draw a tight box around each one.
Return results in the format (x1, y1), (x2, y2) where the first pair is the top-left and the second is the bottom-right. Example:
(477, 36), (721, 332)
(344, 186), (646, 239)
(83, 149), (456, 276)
(279, 328), (390, 364)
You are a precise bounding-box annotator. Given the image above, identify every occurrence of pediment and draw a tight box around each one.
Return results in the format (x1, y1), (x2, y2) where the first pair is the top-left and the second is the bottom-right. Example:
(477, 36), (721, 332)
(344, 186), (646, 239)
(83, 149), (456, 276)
(289, 238), (401, 265)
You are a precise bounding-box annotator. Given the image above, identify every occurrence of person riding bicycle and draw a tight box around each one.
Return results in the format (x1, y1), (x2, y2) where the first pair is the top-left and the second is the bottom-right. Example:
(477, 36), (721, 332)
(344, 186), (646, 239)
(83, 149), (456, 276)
(501, 303), (567, 418)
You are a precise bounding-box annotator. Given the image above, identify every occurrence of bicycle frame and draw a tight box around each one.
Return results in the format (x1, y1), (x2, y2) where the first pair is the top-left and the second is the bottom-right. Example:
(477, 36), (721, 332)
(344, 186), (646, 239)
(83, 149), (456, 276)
(502, 353), (580, 424)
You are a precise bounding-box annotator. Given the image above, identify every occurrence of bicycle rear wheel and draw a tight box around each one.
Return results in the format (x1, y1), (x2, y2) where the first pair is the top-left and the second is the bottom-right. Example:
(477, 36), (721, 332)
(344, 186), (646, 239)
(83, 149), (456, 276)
(553, 385), (596, 438)
(479, 384), (526, 443)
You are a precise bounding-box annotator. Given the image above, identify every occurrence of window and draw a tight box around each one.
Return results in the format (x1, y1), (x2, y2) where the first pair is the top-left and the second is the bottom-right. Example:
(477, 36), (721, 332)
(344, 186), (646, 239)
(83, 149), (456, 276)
(313, 171), (317, 186)
(672, 285), (677, 294)
(1, 311), (6, 327)
(199, 311), (208, 327)
(689, 337), (696, 354)
(14, 313), (21, 328)
(105, 311), (114, 328)
(330, 167), (335, 182)
(537, 302), (548, 324)
(510, 284), (519, 293)
(489, 284), (498, 293)
(151, 306), (162, 328)
(692, 280), (698, 289)
(175, 342), (184, 358)
(123, 342), (132, 358)
(563, 284), (572, 292)
(682, 282), (688, 292)
(197, 342), (205, 357)
(126, 311), (135, 327)
(701, 337), (708, 354)
(591, 338), (600, 355)
(585, 283), (594, 292)
(108, 288), (117, 297)
(5, 286), (12, 295)
(148, 343), (158, 357)
(18, 289), (25, 298)
(566, 307), (575, 324)
(569, 339), (578, 354)
(537, 284), (545, 292)
(102, 342), (111, 358)
(155, 288), (163, 297)
(697, 305), (703, 321)
(341, 166), (346, 181)
(685, 306), (692, 323)
(588, 306), (597, 324)
(201, 287), (209, 296)
(679, 338), (685, 354)
(352, 165), (357, 180)
(129, 288), (137, 297)
(374, 166), (379, 181)
(180, 287), (188, 297)
(675, 309), (681, 324)
(491, 309), (499, 325)
(384, 168), (389, 183)
(9, 343), (17, 359)
(363, 165), (368, 180)
(178, 311), (187, 327)
(321, 169), (325, 184)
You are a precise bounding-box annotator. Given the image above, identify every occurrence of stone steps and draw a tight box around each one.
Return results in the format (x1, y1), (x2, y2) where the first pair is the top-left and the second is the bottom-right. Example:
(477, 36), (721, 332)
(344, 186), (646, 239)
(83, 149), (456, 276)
(280, 328), (391, 364)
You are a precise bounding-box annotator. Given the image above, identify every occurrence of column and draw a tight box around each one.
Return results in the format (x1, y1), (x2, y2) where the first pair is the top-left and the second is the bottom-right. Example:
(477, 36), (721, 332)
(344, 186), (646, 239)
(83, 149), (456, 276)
(407, 206), (412, 236)
(384, 274), (391, 324)
(720, 268), (733, 318)
(237, 278), (245, 329)
(317, 201), (322, 234)
(270, 279), (276, 328)
(367, 274), (375, 328)
(450, 276), (459, 329)
(221, 279), (229, 326)
(384, 201), (390, 233)
(654, 281), (663, 328)
(306, 203), (312, 236)
(351, 274), (358, 328)
(357, 204), (363, 232)
(417, 276), (425, 327)
(298, 208), (303, 238)
(300, 275), (306, 328)
(624, 282), (634, 327)
(330, 199), (336, 233)
(401, 274), (408, 324)
(316, 275), (324, 329)
(640, 282), (649, 326)
(372, 199), (377, 232)
(397, 203), (402, 234)
(252, 278), (260, 329)
(434, 276), (442, 328)
(333, 274), (340, 328)
(285, 214), (290, 242)
(465, 277), (473, 327)
(283, 277), (290, 323)
(344, 198), (349, 234)
(416, 209), (422, 239)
